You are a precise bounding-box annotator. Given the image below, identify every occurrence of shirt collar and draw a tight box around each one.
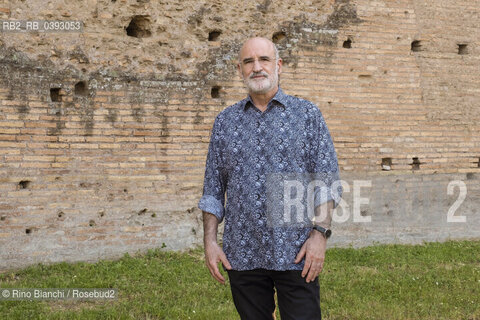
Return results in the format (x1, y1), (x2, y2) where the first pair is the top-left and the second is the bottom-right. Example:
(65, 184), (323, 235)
(243, 87), (288, 110)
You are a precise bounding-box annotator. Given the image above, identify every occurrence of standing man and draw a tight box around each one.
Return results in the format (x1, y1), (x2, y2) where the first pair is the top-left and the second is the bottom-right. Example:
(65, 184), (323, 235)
(198, 37), (341, 320)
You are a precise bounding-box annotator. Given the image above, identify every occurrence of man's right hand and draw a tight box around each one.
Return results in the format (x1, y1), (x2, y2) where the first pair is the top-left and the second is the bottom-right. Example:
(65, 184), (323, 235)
(204, 241), (232, 284)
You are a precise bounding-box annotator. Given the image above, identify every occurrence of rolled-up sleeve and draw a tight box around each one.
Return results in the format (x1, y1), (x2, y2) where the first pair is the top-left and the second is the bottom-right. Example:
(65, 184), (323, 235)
(309, 107), (342, 208)
(198, 116), (228, 222)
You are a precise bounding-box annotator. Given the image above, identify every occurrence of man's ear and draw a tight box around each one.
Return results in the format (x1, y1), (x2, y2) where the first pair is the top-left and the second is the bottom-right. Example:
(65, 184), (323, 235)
(277, 58), (283, 75)
(237, 63), (242, 79)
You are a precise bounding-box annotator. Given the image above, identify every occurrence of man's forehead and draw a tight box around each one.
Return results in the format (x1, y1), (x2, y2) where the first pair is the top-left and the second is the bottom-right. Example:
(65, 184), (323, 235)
(239, 38), (275, 59)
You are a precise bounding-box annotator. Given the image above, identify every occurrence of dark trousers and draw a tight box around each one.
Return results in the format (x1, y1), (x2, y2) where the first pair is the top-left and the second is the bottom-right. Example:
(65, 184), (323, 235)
(227, 269), (321, 320)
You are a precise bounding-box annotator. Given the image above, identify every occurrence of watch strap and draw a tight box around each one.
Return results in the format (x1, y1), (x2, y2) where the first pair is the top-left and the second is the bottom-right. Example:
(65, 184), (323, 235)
(312, 225), (332, 239)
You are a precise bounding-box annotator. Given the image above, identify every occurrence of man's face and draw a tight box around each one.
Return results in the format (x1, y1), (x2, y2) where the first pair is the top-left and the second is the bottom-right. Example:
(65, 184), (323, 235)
(238, 38), (282, 95)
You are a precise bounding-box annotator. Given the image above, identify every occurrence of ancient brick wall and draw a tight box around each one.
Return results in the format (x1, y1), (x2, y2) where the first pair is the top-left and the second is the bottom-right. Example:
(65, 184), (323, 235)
(0, 0), (479, 270)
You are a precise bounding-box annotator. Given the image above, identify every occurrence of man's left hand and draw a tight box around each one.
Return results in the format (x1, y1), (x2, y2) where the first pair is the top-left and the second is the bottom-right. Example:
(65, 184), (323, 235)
(294, 230), (327, 283)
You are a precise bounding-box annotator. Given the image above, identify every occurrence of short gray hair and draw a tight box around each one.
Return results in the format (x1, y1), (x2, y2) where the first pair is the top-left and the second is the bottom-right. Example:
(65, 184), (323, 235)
(273, 43), (279, 61)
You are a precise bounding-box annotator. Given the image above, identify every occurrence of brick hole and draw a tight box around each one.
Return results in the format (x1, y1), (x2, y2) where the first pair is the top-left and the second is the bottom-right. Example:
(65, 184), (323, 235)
(343, 38), (352, 48)
(466, 173), (475, 180)
(211, 86), (221, 98)
(18, 180), (31, 189)
(272, 31), (286, 44)
(50, 88), (62, 102)
(98, 210), (105, 217)
(477, 157), (480, 168)
(381, 157), (392, 171)
(89, 220), (96, 227)
(0, 215), (6, 221)
(123, 188), (128, 193)
(411, 40), (422, 52)
(74, 81), (88, 96)
(458, 44), (468, 55)
(411, 157), (421, 170)
(126, 15), (152, 38)
(151, 213), (157, 218)
(208, 30), (221, 41)
(57, 211), (64, 218)
(25, 228), (32, 234)
(138, 208), (147, 215)
(358, 74), (372, 79)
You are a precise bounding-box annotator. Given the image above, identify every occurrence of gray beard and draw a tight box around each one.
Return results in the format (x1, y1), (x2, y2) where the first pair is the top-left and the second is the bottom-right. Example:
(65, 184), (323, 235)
(243, 65), (279, 94)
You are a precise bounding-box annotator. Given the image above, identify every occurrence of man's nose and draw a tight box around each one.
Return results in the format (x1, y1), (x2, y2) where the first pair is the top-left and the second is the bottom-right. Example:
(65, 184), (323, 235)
(252, 59), (262, 72)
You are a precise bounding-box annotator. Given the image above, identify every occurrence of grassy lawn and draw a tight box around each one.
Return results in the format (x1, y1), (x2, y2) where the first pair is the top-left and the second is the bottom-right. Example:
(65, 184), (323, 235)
(1, 240), (479, 319)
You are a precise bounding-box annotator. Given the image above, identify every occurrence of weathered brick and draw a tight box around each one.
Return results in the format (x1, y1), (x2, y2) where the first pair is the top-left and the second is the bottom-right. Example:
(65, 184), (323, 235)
(0, 121), (24, 127)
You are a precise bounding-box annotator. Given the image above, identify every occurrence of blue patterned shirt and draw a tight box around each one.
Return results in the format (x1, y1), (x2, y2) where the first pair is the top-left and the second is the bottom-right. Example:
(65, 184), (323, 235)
(198, 88), (341, 271)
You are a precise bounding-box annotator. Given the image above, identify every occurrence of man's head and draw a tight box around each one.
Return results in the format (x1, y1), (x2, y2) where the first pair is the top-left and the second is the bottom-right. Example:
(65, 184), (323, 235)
(237, 37), (282, 95)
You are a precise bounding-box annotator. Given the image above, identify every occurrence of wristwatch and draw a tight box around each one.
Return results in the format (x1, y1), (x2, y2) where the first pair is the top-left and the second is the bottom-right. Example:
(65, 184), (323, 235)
(312, 225), (332, 239)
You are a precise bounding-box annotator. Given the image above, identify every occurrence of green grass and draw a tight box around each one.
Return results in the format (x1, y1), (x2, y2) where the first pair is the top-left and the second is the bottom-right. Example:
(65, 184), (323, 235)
(1, 240), (479, 319)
